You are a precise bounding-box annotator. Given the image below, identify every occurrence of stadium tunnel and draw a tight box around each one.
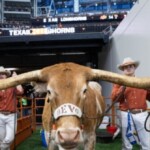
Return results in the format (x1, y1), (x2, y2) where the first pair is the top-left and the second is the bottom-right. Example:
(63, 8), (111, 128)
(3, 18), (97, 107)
(0, 32), (109, 73)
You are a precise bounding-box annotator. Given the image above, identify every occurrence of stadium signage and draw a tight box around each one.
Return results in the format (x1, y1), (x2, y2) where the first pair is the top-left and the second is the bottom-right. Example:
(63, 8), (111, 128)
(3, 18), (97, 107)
(46, 27), (75, 34)
(47, 17), (58, 22)
(60, 16), (87, 22)
(8, 27), (75, 36)
(9, 29), (31, 36)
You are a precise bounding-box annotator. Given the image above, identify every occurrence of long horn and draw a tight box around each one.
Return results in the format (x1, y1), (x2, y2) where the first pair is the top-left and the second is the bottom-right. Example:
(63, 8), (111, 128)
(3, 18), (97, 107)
(0, 70), (41, 90)
(91, 69), (150, 89)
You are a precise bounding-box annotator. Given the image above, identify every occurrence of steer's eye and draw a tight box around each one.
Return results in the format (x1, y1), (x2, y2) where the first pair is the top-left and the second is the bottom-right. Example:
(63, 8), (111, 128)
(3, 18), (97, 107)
(83, 88), (87, 94)
(47, 90), (51, 95)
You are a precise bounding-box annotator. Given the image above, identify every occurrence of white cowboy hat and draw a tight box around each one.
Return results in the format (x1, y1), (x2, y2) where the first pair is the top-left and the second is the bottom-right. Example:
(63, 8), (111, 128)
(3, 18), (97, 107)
(0, 66), (11, 77)
(117, 57), (140, 71)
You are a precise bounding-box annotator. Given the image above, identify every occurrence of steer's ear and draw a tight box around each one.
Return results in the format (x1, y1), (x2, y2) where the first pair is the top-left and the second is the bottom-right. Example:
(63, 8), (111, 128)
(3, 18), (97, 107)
(31, 81), (47, 93)
(42, 95), (52, 131)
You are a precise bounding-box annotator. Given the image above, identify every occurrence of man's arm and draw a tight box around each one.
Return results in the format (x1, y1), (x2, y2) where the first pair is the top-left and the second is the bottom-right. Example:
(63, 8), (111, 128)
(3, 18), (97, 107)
(111, 84), (125, 101)
(12, 71), (24, 94)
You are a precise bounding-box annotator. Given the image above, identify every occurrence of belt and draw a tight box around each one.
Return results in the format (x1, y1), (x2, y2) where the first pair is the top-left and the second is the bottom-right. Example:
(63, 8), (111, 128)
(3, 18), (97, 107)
(122, 109), (146, 114)
(0, 111), (14, 115)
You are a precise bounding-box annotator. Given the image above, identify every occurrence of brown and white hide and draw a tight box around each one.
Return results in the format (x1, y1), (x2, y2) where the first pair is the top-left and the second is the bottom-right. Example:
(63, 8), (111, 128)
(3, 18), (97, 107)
(42, 81), (105, 150)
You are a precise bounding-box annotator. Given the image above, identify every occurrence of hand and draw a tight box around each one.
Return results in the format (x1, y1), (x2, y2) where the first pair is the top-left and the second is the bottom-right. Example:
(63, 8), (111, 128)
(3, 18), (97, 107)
(118, 86), (126, 93)
(12, 71), (17, 77)
(121, 86), (126, 91)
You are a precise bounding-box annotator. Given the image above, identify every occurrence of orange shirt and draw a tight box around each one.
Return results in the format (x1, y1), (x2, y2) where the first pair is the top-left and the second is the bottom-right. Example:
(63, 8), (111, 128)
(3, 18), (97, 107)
(111, 84), (150, 111)
(0, 87), (24, 112)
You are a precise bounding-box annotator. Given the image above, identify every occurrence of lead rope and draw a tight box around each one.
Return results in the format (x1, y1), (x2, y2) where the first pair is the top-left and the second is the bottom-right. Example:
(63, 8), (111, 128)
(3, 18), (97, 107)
(104, 86), (126, 115)
(83, 86), (126, 119)
(129, 112), (141, 145)
(144, 112), (150, 132)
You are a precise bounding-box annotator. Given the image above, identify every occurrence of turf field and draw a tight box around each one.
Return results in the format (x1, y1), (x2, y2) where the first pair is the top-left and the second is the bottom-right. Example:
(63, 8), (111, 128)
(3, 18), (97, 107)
(16, 129), (140, 150)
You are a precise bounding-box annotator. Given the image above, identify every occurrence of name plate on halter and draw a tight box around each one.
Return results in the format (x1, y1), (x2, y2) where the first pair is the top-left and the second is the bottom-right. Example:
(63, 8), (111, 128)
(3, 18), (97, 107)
(54, 103), (82, 119)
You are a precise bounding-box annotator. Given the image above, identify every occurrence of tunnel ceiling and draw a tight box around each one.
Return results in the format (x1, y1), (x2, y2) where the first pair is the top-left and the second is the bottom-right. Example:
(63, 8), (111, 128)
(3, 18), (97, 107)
(0, 32), (108, 73)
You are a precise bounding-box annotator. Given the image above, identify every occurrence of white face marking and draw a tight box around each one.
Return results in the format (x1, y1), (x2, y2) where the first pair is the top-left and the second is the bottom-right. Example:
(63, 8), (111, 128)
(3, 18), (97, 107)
(88, 81), (102, 114)
(88, 81), (102, 94)
(96, 96), (102, 114)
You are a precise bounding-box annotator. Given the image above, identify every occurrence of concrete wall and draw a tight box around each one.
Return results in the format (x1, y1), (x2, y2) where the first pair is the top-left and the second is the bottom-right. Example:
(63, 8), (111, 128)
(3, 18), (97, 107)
(99, 0), (150, 98)
(110, 0), (150, 76)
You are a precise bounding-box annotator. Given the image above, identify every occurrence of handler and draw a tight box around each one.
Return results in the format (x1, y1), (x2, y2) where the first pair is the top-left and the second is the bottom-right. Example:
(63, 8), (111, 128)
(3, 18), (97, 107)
(111, 57), (150, 150)
(0, 67), (24, 150)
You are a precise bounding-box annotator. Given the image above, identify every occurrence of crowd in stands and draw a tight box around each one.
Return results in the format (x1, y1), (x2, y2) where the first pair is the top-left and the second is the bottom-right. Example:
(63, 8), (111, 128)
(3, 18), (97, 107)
(4, 6), (30, 12)
(0, 20), (119, 36)
(0, 21), (31, 29)
(4, 1), (31, 12)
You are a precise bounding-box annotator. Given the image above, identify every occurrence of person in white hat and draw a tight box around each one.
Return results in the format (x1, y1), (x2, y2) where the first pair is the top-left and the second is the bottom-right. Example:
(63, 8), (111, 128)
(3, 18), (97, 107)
(111, 57), (150, 150)
(117, 57), (140, 72)
(0, 66), (24, 150)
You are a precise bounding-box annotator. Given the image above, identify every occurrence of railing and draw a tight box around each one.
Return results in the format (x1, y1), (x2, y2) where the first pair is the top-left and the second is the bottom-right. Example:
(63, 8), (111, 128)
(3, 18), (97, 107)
(15, 96), (118, 128)
(100, 97), (119, 127)
(10, 97), (36, 150)
(34, 97), (45, 126)
(10, 95), (150, 149)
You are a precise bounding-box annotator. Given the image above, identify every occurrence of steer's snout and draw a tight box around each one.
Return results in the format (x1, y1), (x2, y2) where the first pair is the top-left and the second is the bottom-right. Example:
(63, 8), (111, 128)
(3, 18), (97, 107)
(56, 128), (83, 149)
(58, 129), (79, 143)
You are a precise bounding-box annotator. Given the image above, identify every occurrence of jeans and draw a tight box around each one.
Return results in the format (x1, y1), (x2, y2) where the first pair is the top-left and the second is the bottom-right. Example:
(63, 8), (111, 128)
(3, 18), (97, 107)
(0, 113), (17, 150)
(120, 111), (150, 150)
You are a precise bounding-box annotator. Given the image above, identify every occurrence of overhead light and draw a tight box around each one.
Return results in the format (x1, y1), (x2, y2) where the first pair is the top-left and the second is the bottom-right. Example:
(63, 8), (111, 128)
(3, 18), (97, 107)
(38, 53), (57, 56)
(61, 52), (86, 55)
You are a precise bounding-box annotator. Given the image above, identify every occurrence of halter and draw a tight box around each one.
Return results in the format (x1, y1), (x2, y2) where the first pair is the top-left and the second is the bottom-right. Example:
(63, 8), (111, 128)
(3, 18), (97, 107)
(49, 102), (84, 131)
(53, 103), (82, 119)
(47, 102), (84, 145)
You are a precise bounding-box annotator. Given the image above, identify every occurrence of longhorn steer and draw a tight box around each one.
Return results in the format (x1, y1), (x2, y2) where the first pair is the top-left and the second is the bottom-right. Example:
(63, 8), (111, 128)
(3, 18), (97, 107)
(0, 63), (150, 150)
(42, 80), (104, 150)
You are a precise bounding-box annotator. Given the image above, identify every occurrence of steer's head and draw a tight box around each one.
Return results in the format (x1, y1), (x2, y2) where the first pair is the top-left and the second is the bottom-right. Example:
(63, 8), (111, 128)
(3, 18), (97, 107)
(41, 63), (95, 149)
(0, 62), (150, 149)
